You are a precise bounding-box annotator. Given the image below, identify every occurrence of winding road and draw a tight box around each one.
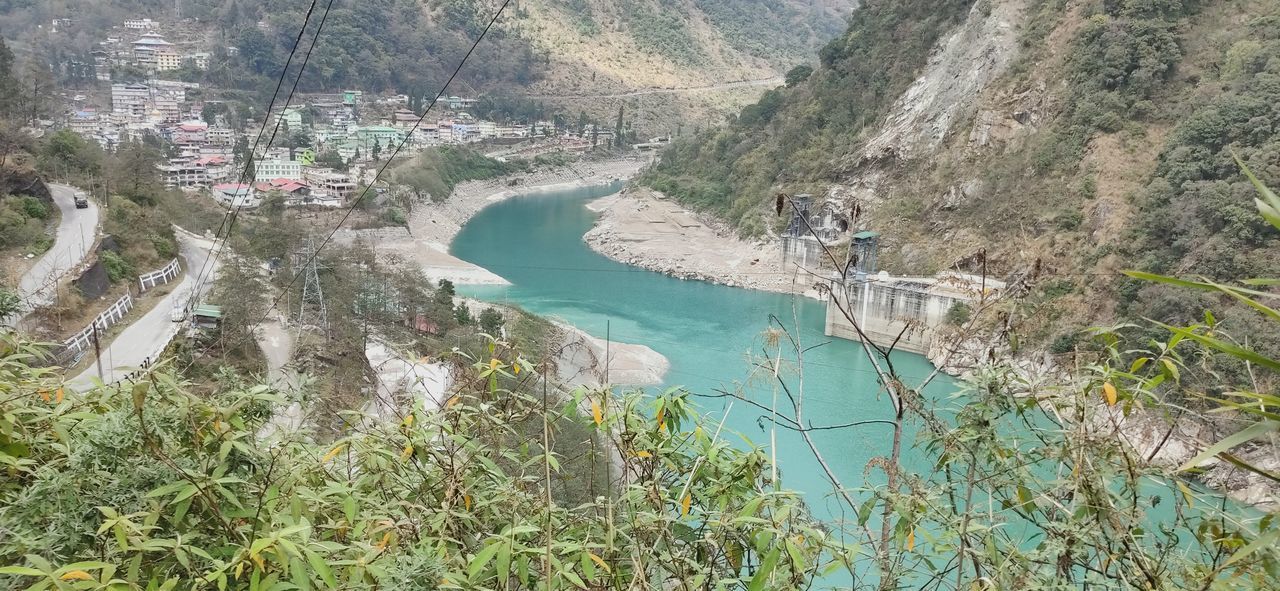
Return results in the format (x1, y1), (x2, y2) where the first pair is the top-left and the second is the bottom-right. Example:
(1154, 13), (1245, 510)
(70, 228), (220, 389)
(10, 183), (99, 325)
(524, 76), (783, 101)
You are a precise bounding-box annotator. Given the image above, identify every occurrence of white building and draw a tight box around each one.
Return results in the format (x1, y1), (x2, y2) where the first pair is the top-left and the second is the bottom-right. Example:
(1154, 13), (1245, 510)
(182, 53), (211, 70)
(111, 83), (151, 118)
(123, 18), (157, 30)
(255, 159), (302, 181)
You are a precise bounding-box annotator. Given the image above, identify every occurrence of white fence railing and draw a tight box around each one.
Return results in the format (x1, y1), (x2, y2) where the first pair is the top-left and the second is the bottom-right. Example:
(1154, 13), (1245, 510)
(139, 258), (181, 292)
(56, 293), (134, 363)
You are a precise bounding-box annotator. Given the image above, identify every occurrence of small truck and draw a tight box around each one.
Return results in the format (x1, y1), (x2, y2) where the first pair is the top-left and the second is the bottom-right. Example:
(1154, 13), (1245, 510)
(73, 192), (89, 209)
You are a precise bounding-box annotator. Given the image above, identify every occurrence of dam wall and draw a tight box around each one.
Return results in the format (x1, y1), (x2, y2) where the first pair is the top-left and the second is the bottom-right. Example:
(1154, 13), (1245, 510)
(825, 273), (999, 355)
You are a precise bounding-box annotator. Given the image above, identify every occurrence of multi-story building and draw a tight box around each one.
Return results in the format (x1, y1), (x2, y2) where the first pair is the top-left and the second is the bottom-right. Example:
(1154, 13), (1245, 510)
(111, 83), (151, 118)
(206, 127), (234, 145)
(168, 120), (207, 146)
(133, 33), (173, 70)
(123, 18), (157, 30)
(155, 49), (181, 71)
(352, 126), (405, 155)
(182, 53), (210, 70)
(255, 158), (302, 181)
(69, 110), (100, 136)
(303, 167), (357, 199)
(158, 156), (231, 188)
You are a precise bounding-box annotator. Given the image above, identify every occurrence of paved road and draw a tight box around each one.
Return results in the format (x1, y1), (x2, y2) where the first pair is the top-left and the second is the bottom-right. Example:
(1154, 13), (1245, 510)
(11, 183), (99, 324)
(70, 229), (219, 389)
(525, 76), (783, 100)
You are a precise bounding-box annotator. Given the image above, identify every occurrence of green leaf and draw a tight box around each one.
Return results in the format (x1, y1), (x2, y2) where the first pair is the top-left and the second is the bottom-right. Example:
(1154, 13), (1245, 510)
(303, 550), (335, 588)
(747, 548), (780, 591)
(560, 571), (588, 590)
(290, 557), (309, 591)
(0, 566), (44, 576)
(857, 497), (876, 526)
(1225, 529), (1280, 567)
(1179, 421), (1280, 472)
(1236, 155), (1280, 230)
(1158, 324), (1280, 373)
(467, 542), (502, 581)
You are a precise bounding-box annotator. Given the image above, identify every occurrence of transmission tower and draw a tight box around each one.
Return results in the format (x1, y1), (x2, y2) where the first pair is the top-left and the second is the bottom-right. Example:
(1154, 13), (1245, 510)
(295, 238), (328, 332)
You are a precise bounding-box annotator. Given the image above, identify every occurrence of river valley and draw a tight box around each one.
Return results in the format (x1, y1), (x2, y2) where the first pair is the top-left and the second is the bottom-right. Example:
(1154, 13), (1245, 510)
(451, 181), (952, 529)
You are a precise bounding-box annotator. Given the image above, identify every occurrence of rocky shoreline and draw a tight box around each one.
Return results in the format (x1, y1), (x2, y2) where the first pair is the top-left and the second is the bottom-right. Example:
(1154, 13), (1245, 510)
(583, 187), (817, 297)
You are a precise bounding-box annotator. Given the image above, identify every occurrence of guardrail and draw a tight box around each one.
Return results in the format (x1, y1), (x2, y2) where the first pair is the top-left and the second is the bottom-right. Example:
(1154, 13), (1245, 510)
(54, 293), (134, 365)
(139, 258), (181, 292)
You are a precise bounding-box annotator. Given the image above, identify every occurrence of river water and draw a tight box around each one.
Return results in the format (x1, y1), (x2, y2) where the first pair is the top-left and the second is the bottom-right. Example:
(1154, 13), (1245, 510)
(450, 182), (1257, 585)
(452, 183), (955, 526)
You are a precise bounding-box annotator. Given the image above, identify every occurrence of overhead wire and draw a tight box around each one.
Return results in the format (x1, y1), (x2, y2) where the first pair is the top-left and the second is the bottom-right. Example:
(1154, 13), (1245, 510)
(199, 0), (516, 364)
(185, 0), (333, 313)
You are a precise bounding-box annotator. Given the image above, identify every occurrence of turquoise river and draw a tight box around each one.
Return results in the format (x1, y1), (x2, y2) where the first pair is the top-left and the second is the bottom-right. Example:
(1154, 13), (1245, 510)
(450, 181), (1253, 586)
(453, 182), (952, 526)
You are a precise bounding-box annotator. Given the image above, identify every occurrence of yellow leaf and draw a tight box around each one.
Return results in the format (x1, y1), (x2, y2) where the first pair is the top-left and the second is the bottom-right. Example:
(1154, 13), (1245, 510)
(489, 358), (500, 370)
(587, 552), (611, 573)
(39, 389), (50, 402)
(400, 445), (414, 461)
(55, 387), (64, 403)
(680, 493), (691, 517)
(906, 529), (915, 552)
(655, 407), (665, 425)
(403, 414), (414, 428)
(591, 399), (603, 427)
(446, 396), (460, 409)
(252, 554), (265, 571)
(234, 561), (244, 579)
(513, 363), (521, 374)
(658, 418), (666, 433)
(375, 531), (392, 550)
(633, 450), (652, 458)
(59, 570), (93, 581)
(464, 494), (472, 511)
(1103, 382), (1118, 406)
(322, 443), (345, 463)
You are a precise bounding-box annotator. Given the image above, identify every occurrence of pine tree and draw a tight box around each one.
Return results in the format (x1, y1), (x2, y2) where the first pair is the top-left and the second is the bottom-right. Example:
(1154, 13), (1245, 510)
(612, 104), (625, 149)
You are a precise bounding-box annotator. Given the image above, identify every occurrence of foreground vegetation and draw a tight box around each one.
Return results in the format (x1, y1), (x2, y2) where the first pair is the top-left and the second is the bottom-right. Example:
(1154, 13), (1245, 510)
(0, 173), (1277, 589)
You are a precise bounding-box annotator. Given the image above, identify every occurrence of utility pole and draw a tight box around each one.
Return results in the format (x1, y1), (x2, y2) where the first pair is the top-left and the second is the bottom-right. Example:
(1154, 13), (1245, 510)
(91, 322), (104, 381)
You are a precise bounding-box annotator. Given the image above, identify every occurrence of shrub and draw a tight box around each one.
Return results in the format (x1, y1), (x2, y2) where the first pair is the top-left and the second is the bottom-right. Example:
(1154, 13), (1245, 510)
(945, 302), (972, 326)
(100, 251), (135, 283)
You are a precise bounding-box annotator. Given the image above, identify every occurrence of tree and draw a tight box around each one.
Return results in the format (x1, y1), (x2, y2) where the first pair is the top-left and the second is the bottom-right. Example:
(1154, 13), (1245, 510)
(0, 286), (20, 322)
(434, 278), (455, 308)
(0, 38), (15, 118)
(478, 307), (503, 335)
(111, 141), (162, 205)
(784, 64), (814, 87)
(612, 104), (625, 149)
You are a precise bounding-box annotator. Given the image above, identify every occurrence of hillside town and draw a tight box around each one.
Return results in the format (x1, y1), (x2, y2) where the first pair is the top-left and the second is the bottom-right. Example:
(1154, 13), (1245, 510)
(50, 16), (628, 210)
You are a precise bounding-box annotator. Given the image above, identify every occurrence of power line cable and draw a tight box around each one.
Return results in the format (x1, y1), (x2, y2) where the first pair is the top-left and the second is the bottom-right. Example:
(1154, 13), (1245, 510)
(185, 0), (330, 312)
(198, 0), (515, 363)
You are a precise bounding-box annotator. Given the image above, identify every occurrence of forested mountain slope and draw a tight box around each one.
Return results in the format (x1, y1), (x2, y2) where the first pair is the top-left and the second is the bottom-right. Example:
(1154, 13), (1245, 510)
(1, 0), (855, 126)
(644, 0), (1280, 359)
